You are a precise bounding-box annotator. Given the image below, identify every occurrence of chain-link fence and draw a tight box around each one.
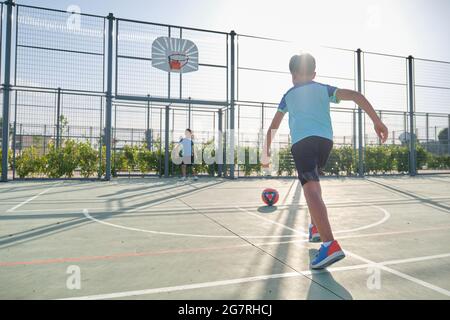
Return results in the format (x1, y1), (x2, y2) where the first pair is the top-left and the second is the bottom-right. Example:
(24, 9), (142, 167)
(0, 1), (449, 181)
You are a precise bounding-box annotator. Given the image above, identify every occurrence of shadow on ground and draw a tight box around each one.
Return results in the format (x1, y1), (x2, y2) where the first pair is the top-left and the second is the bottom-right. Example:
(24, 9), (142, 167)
(306, 248), (353, 300)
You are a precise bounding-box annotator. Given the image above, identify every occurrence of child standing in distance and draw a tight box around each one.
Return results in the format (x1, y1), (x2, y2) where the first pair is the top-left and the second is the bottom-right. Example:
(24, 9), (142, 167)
(178, 128), (198, 181)
(262, 53), (388, 269)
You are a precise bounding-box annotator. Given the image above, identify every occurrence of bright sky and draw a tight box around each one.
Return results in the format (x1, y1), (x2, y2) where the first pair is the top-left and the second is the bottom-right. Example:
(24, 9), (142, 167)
(13, 0), (450, 143)
(19, 0), (450, 61)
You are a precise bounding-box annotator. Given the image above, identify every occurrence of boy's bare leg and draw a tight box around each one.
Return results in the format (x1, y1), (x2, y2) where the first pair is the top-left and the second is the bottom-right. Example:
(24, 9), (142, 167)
(181, 164), (186, 177)
(303, 181), (334, 242)
(309, 185), (321, 226)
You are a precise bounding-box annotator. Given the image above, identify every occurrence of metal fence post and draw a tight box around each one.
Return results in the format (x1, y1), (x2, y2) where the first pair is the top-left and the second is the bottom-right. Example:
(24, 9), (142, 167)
(188, 97), (191, 128)
(1, 0), (14, 182)
(146, 95), (152, 150)
(356, 49), (364, 177)
(425, 113), (429, 149)
(448, 115), (450, 155)
(218, 109), (223, 177)
(352, 109), (356, 153)
(56, 88), (61, 148)
(407, 55), (417, 176)
(229, 31), (236, 179)
(43, 124), (47, 153)
(403, 112), (407, 136)
(105, 13), (114, 181)
(12, 91), (17, 180)
(164, 105), (170, 178)
(261, 102), (264, 130)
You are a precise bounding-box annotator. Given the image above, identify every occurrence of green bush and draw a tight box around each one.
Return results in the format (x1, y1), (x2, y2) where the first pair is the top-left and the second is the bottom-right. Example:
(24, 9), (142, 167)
(122, 145), (139, 174)
(391, 145), (409, 173)
(6, 138), (450, 179)
(276, 146), (295, 176)
(194, 140), (218, 176)
(45, 140), (79, 178)
(338, 146), (357, 175)
(427, 154), (450, 169)
(78, 141), (98, 178)
(15, 147), (45, 178)
(416, 145), (429, 170)
(324, 148), (340, 176)
(239, 146), (261, 176)
(136, 145), (154, 176)
(365, 145), (393, 174)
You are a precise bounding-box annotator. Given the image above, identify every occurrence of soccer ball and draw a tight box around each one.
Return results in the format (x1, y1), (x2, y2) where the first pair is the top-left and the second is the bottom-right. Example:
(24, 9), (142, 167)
(261, 188), (279, 206)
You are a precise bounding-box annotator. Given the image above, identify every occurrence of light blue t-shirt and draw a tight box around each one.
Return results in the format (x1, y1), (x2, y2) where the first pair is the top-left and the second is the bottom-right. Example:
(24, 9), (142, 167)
(179, 137), (193, 157)
(277, 81), (340, 144)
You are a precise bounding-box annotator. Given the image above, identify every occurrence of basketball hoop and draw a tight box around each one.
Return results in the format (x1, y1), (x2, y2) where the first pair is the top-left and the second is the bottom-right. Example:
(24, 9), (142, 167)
(152, 37), (198, 73)
(168, 53), (189, 71)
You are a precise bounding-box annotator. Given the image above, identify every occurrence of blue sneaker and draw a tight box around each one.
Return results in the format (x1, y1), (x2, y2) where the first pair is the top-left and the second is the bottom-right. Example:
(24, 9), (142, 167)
(309, 224), (321, 242)
(311, 240), (345, 270)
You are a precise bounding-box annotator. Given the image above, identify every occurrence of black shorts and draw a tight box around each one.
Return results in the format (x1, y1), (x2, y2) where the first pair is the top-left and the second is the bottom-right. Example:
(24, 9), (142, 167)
(291, 136), (333, 186)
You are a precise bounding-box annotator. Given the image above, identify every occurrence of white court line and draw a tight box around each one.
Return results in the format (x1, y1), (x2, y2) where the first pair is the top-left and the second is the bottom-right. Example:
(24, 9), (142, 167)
(238, 205), (390, 235)
(82, 184), (390, 239)
(366, 178), (450, 214)
(239, 206), (450, 298)
(82, 209), (304, 239)
(379, 252), (450, 267)
(2, 207), (119, 213)
(239, 178), (391, 234)
(5, 194), (449, 214)
(115, 181), (223, 214)
(257, 225), (450, 248)
(239, 207), (309, 237)
(59, 252), (450, 300)
(82, 204), (389, 239)
(6, 183), (60, 213)
(345, 251), (450, 297)
(334, 205), (391, 234)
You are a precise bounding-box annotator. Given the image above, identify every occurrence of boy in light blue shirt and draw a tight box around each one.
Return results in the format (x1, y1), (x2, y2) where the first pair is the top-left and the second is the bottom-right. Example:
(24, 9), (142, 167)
(178, 128), (198, 181)
(263, 53), (388, 269)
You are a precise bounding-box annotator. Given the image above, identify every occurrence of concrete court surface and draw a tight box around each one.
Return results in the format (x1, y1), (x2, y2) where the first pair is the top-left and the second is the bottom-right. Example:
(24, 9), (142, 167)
(0, 175), (449, 300)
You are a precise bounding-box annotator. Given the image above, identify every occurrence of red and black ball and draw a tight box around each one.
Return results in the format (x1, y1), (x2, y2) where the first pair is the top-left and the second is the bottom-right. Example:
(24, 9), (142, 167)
(261, 188), (279, 206)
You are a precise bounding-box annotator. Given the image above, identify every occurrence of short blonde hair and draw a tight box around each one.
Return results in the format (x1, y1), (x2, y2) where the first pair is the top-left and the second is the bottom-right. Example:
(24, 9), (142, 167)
(289, 53), (316, 75)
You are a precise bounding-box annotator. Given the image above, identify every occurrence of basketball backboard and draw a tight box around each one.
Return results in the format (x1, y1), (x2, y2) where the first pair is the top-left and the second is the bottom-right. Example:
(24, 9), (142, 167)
(152, 36), (199, 73)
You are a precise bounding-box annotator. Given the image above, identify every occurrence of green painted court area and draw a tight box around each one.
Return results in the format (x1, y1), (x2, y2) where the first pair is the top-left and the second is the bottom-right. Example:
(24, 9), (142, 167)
(0, 175), (449, 300)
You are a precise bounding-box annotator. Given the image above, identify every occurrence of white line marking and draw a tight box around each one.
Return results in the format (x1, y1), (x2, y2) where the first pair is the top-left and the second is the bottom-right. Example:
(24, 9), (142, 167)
(240, 205), (450, 298)
(238, 207), (309, 237)
(367, 178), (450, 214)
(334, 205), (391, 234)
(82, 209), (303, 239)
(59, 252), (450, 300)
(6, 183), (60, 212)
(60, 271), (301, 300)
(83, 202), (390, 239)
(380, 252), (450, 266)
(345, 251), (450, 297)
(238, 205), (390, 235)
(2, 207), (119, 213)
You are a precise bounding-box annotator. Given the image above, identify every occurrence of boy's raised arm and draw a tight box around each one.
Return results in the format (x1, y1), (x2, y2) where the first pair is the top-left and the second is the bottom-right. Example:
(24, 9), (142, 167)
(336, 89), (389, 143)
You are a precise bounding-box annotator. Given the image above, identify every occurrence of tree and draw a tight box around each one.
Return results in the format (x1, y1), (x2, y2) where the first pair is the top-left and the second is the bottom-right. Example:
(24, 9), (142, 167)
(438, 127), (449, 144)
